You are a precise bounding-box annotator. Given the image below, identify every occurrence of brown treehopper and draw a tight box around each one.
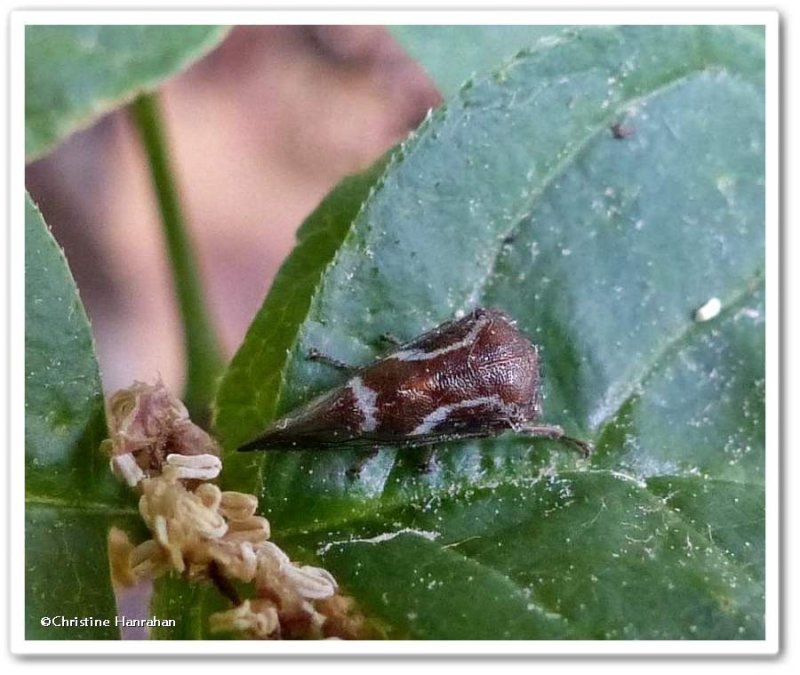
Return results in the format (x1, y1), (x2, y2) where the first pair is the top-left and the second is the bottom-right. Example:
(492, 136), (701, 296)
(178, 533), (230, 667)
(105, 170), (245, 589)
(238, 308), (591, 457)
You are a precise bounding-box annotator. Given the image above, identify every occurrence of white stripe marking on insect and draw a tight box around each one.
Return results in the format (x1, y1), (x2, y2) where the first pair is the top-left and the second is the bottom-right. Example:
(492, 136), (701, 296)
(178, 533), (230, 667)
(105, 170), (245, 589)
(409, 395), (511, 436)
(389, 315), (490, 362)
(349, 376), (379, 432)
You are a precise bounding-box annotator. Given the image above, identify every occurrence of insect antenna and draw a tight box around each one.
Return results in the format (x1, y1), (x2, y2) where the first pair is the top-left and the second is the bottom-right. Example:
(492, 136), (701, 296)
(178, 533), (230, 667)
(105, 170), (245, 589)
(307, 348), (357, 374)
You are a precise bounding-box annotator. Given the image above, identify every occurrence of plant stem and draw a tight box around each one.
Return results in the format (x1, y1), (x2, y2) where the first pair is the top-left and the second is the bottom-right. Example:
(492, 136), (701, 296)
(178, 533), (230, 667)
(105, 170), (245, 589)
(130, 92), (223, 422)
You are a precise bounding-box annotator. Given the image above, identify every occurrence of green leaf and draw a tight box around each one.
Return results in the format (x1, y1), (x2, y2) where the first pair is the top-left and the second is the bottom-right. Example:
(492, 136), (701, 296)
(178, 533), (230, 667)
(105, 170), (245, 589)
(26, 196), (134, 639)
(214, 26), (765, 639)
(25, 25), (228, 160)
(391, 25), (569, 98)
(392, 25), (763, 102)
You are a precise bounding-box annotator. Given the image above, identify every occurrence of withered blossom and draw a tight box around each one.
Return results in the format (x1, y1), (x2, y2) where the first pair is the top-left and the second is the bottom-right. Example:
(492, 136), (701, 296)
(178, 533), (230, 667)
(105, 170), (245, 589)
(104, 380), (375, 640)
(103, 379), (220, 480)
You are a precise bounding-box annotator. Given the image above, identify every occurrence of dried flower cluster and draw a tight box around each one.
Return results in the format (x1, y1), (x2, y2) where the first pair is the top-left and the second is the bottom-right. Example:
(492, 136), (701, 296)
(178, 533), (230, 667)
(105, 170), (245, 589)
(104, 380), (371, 639)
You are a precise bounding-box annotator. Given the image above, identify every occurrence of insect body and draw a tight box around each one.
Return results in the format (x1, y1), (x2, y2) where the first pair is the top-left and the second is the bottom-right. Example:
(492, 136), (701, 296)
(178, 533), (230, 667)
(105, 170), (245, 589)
(238, 307), (590, 456)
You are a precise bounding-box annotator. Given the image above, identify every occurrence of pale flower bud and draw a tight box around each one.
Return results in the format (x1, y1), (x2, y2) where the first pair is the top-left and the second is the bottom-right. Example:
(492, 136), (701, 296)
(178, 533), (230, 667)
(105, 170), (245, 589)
(282, 564), (338, 600)
(166, 453), (222, 480)
(255, 541), (290, 572)
(109, 453), (145, 487)
(224, 516), (271, 544)
(209, 599), (279, 638)
(219, 492), (258, 521)
(254, 541), (337, 600)
(130, 539), (171, 580)
(202, 540), (259, 583)
(194, 483), (222, 511)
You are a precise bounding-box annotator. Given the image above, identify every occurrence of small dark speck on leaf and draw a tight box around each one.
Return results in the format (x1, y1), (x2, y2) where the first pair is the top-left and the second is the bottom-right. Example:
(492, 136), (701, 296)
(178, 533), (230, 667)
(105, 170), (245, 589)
(611, 122), (635, 139)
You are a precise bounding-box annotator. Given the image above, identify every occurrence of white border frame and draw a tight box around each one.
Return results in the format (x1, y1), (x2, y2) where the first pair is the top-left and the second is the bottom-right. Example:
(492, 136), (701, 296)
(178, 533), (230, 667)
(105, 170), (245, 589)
(8, 9), (780, 656)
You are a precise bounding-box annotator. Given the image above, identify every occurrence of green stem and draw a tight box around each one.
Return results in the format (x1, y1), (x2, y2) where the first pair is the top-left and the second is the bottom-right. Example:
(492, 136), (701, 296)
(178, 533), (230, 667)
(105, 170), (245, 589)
(130, 92), (223, 422)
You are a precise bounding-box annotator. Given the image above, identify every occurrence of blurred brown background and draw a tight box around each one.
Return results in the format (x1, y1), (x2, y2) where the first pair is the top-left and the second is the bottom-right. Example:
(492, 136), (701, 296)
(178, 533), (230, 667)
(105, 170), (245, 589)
(26, 26), (441, 395)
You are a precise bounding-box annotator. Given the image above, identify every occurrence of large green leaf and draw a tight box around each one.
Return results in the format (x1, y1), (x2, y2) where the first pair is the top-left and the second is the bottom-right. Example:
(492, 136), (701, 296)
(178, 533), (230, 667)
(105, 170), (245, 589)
(25, 196), (135, 639)
(25, 25), (228, 160)
(391, 25), (568, 99)
(214, 26), (765, 639)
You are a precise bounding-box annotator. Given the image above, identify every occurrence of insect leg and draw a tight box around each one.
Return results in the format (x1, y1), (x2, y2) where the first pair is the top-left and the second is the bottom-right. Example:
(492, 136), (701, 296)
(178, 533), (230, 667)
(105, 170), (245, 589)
(307, 348), (357, 373)
(378, 332), (402, 347)
(346, 447), (380, 478)
(518, 424), (593, 458)
(415, 446), (438, 474)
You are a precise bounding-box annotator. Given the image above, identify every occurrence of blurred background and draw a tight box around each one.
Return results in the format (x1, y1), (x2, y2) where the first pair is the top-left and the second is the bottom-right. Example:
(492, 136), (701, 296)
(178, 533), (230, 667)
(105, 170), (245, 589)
(25, 25), (441, 395)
